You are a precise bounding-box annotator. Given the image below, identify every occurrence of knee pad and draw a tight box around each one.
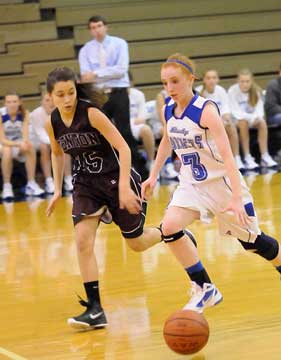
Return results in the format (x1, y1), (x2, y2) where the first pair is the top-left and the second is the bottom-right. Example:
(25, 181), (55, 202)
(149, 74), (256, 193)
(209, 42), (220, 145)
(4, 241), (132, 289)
(184, 229), (197, 247)
(239, 232), (279, 260)
(161, 228), (197, 247)
(162, 229), (185, 243)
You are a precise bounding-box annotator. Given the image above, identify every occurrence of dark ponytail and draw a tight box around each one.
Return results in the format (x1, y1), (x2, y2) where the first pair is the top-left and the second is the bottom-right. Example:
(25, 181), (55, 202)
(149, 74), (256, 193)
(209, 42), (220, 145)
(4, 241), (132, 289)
(46, 67), (107, 109)
(76, 82), (107, 109)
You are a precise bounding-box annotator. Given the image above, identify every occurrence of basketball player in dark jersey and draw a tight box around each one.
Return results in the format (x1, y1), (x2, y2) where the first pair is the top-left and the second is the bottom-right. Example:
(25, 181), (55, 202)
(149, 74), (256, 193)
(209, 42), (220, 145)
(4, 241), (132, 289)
(45, 67), (161, 331)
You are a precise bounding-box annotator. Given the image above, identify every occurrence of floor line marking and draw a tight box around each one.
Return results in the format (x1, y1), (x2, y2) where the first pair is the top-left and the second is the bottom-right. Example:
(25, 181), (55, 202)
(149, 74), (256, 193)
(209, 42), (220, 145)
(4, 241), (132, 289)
(0, 347), (28, 360)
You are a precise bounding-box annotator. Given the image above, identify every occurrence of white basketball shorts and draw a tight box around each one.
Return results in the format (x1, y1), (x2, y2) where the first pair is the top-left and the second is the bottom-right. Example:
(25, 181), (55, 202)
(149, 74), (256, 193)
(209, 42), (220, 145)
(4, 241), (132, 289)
(169, 176), (261, 243)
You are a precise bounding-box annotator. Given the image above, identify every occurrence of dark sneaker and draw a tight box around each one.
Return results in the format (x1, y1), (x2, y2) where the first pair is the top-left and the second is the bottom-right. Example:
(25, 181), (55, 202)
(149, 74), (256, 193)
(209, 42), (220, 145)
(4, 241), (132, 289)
(67, 297), (108, 331)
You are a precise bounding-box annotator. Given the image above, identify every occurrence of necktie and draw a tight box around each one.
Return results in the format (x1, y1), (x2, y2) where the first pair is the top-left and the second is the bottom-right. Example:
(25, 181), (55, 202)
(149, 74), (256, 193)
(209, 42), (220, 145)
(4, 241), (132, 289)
(99, 43), (106, 68)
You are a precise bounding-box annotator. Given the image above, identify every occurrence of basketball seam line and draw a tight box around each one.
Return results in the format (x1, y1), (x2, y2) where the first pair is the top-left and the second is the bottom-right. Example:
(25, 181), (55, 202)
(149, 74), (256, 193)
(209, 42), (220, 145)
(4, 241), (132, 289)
(165, 317), (208, 329)
(163, 333), (208, 338)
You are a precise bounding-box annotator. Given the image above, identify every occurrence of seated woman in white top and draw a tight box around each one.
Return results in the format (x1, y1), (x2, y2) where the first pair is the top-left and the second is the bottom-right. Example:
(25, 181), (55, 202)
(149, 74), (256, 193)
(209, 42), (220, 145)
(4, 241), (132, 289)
(128, 75), (155, 170)
(228, 69), (277, 169)
(0, 92), (44, 199)
(30, 92), (73, 193)
(196, 69), (242, 169)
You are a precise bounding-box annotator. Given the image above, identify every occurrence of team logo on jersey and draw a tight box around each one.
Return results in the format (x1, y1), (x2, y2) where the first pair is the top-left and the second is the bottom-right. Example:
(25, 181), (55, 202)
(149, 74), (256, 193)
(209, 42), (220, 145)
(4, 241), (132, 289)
(58, 132), (100, 151)
(169, 134), (204, 150)
(170, 126), (189, 136)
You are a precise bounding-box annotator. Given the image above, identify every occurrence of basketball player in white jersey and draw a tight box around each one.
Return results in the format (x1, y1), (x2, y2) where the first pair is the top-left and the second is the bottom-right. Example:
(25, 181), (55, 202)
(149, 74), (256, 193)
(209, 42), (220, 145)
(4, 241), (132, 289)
(196, 70), (242, 170)
(142, 53), (281, 313)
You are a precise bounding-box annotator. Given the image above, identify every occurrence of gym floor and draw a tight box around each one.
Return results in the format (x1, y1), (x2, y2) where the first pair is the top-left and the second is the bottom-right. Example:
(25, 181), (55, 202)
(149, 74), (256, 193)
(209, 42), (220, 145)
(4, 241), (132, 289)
(0, 170), (281, 359)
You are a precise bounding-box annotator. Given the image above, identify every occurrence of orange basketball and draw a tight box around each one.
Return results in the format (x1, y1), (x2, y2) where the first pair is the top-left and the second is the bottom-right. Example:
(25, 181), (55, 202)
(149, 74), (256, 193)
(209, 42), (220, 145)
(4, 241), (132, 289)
(163, 309), (209, 355)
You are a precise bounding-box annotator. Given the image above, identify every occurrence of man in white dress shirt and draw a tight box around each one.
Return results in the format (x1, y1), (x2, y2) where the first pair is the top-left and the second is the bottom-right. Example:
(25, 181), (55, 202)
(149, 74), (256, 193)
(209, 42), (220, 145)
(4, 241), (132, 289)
(78, 15), (140, 169)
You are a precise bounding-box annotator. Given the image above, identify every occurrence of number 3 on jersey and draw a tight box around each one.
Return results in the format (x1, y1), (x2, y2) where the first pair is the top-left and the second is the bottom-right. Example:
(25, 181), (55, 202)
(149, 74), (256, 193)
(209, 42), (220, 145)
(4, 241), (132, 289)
(181, 152), (208, 181)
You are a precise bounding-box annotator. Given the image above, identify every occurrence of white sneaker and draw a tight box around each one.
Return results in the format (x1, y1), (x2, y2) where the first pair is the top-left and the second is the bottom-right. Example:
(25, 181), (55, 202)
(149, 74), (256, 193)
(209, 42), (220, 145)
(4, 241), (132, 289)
(64, 175), (73, 192)
(260, 153), (278, 168)
(25, 181), (45, 196)
(160, 162), (178, 179)
(183, 282), (223, 313)
(244, 154), (259, 170)
(235, 155), (244, 170)
(45, 177), (55, 194)
(2, 183), (14, 200)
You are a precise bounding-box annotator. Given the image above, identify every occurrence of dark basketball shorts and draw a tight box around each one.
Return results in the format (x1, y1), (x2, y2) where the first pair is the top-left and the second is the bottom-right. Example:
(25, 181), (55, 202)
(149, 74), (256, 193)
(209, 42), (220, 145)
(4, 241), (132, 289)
(72, 168), (145, 238)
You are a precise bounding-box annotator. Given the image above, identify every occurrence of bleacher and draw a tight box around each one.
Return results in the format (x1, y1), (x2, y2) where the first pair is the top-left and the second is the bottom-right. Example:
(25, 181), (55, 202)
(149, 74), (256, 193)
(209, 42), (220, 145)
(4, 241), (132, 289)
(0, 0), (280, 111)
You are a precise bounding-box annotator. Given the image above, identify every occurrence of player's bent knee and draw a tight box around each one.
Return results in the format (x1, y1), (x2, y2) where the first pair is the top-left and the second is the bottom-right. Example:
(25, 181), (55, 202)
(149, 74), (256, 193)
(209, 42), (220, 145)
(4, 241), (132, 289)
(125, 238), (145, 252)
(161, 224), (197, 246)
(162, 230), (185, 243)
(239, 232), (279, 260)
(122, 226), (145, 252)
(254, 232), (279, 260)
(122, 226), (144, 241)
(161, 222), (179, 237)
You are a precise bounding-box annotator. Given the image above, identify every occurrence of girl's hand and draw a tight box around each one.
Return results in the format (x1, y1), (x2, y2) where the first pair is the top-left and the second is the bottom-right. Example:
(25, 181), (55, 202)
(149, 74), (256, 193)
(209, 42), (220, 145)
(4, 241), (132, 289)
(19, 141), (32, 152)
(46, 192), (62, 217)
(119, 188), (141, 214)
(221, 196), (250, 227)
(141, 176), (158, 200)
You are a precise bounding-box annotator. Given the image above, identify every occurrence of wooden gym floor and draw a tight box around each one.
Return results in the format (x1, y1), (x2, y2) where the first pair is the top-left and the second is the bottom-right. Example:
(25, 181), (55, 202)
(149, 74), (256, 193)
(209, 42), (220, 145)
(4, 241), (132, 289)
(0, 170), (281, 360)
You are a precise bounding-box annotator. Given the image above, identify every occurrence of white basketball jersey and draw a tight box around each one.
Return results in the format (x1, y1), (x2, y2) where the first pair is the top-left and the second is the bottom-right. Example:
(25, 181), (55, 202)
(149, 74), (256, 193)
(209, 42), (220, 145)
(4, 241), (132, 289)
(165, 94), (227, 184)
(2, 112), (23, 141)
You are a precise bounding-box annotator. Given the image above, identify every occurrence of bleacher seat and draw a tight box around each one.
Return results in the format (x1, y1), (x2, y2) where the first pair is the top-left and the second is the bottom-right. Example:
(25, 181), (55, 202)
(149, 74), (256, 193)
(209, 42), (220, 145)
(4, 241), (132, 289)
(55, 0), (281, 27)
(0, 0), (280, 108)
(74, 11), (281, 44)
(0, 3), (40, 24)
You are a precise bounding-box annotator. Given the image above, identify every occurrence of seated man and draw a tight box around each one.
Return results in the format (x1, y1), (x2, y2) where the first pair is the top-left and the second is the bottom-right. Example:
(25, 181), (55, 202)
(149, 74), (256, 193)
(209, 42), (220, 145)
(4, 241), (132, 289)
(264, 62), (281, 126)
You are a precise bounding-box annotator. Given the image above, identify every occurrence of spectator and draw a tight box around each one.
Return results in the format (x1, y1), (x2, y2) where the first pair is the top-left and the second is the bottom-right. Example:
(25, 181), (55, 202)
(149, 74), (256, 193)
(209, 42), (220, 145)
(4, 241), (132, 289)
(145, 99), (163, 141)
(30, 91), (73, 193)
(196, 69), (243, 170)
(78, 15), (139, 166)
(228, 69), (277, 169)
(0, 92), (44, 199)
(128, 73), (155, 170)
(264, 62), (281, 126)
(155, 89), (180, 179)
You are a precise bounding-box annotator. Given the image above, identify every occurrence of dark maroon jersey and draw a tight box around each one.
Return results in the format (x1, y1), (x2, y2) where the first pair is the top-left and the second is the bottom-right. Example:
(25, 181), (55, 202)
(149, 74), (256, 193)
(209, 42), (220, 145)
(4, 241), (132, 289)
(51, 99), (119, 176)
